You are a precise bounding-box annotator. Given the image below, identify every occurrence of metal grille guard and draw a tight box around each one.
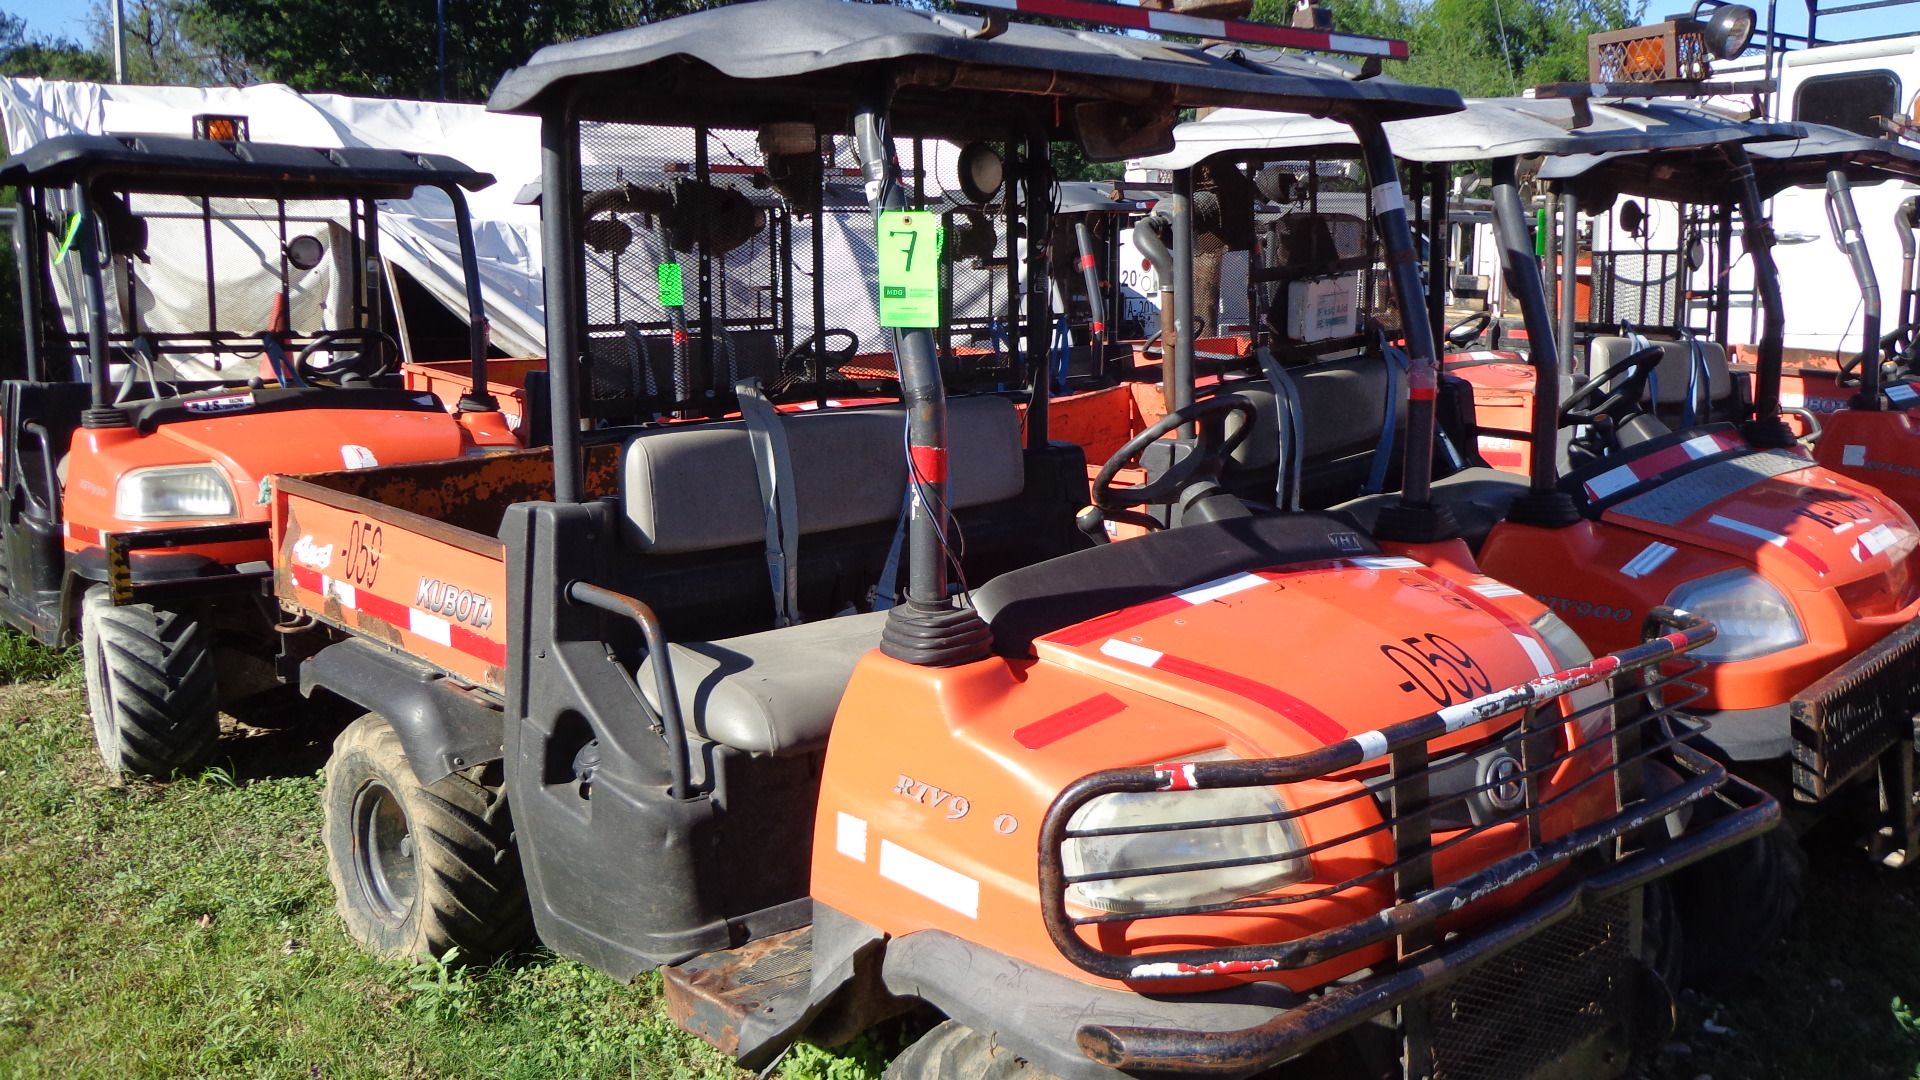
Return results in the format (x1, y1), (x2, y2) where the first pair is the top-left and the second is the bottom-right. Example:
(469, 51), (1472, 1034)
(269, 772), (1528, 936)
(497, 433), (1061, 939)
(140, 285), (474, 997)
(1035, 606), (1779, 1074)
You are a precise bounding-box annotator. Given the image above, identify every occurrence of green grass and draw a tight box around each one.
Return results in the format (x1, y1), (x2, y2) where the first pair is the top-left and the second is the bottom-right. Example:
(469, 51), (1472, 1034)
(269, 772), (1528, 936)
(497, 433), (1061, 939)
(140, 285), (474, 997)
(4, 633), (1920, 1078)
(0, 670), (877, 1079)
(0, 628), (76, 685)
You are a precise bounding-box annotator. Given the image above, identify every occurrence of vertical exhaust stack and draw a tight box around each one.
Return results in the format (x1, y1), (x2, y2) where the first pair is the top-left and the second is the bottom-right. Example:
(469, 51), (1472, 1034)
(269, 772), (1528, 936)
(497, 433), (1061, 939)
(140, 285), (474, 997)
(1826, 170), (1884, 410)
(1728, 145), (1796, 449)
(855, 97), (992, 668)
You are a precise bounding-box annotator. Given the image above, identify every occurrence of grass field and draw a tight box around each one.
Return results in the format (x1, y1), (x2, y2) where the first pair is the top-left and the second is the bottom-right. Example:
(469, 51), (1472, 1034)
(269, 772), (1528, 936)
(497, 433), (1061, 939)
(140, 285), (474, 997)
(4, 632), (1920, 1079)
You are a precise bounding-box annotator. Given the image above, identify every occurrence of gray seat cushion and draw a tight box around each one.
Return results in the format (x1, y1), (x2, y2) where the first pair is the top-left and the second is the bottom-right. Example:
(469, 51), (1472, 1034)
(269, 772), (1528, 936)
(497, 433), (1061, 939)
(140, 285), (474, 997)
(622, 395), (1024, 553)
(637, 610), (888, 755)
(1335, 467), (1530, 550)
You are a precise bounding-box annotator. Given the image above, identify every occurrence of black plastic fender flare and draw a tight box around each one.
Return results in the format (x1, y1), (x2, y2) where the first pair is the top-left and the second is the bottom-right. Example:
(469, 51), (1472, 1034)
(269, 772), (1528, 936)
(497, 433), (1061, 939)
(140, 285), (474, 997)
(301, 637), (504, 782)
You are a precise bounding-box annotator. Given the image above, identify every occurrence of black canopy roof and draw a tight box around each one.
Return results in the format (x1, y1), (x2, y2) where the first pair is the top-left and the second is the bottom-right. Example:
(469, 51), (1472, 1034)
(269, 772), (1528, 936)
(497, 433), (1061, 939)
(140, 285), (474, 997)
(487, 0), (1461, 142)
(0, 133), (494, 199)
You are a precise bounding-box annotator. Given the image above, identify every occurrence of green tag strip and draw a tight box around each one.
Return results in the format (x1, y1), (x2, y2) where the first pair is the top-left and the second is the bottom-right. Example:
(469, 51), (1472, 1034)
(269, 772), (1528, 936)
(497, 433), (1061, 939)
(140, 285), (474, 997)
(875, 209), (944, 329)
(657, 262), (685, 308)
(54, 212), (83, 264)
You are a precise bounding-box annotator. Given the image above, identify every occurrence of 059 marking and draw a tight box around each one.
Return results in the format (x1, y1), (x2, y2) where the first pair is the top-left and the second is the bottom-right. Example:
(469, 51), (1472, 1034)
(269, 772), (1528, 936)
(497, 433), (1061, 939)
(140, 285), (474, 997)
(343, 519), (382, 587)
(1380, 633), (1492, 706)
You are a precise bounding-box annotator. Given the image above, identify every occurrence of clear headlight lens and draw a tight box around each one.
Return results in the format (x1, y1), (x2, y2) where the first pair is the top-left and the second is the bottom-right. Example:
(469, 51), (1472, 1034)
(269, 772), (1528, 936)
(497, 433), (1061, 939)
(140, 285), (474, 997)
(1528, 610), (1609, 739)
(114, 464), (238, 521)
(1061, 750), (1309, 914)
(1664, 570), (1806, 663)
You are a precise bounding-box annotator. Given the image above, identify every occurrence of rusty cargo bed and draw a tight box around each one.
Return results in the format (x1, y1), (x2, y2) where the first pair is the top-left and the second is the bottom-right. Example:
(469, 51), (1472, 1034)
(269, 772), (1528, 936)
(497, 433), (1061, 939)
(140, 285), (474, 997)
(270, 444), (620, 694)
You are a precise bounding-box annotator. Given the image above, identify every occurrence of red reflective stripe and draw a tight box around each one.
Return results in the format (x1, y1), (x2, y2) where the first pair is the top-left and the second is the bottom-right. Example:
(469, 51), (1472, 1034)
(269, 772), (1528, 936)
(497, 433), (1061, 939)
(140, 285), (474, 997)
(353, 586), (409, 626)
(909, 444), (948, 483)
(1409, 386), (1437, 401)
(1628, 441), (1695, 480)
(969, 0), (1409, 57)
(1153, 653), (1347, 744)
(1781, 538), (1830, 575)
(672, 328), (690, 344)
(1014, 693), (1127, 749)
(290, 565), (321, 593)
(67, 522), (101, 543)
(1078, 254), (1097, 270)
(1091, 321), (1106, 335)
(450, 624), (508, 667)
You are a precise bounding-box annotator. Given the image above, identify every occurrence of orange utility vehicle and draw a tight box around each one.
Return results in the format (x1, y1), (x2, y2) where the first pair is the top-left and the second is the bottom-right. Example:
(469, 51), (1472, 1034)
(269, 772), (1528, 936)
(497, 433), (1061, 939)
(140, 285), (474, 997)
(0, 132), (516, 778)
(269, 3), (1773, 1075)
(1159, 97), (1920, 868)
(1751, 132), (1920, 518)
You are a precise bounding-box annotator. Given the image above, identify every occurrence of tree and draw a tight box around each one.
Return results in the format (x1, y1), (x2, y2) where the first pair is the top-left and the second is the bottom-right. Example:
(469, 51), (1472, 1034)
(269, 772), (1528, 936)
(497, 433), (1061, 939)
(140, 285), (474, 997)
(179, 0), (725, 103)
(1249, 0), (1644, 95)
(0, 12), (114, 82)
(87, 0), (251, 85)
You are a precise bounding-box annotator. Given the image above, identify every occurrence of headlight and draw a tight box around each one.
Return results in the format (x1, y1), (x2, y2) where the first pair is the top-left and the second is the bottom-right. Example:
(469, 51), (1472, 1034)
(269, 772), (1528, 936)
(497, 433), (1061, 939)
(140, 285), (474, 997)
(1528, 610), (1608, 740)
(114, 464), (238, 521)
(1061, 750), (1309, 914)
(1665, 570), (1806, 662)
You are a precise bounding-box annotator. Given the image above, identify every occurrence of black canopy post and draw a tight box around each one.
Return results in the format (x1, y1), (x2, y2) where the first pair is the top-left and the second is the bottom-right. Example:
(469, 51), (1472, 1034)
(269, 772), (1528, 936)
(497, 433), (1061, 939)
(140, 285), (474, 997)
(447, 185), (500, 413)
(1353, 117), (1449, 538)
(1168, 168), (1195, 433)
(1727, 145), (1795, 448)
(74, 181), (127, 429)
(1489, 159), (1577, 526)
(1425, 163), (1448, 353)
(14, 192), (42, 381)
(1825, 170), (1881, 408)
(541, 108), (585, 502)
(1024, 126), (1053, 449)
(1897, 196), (1920, 340)
(854, 89), (991, 668)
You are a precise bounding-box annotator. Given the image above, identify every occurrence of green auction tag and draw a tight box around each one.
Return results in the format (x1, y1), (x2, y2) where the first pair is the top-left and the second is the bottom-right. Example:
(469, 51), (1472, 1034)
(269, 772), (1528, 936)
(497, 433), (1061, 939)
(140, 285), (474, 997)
(875, 210), (944, 328)
(657, 262), (685, 308)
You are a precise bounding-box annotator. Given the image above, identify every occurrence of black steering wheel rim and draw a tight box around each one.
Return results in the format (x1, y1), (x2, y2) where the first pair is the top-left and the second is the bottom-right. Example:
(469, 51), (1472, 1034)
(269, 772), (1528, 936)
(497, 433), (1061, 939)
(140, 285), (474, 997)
(296, 327), (401, 381)
(1445, 310), (1493, 350)
(1559, 344), (1666, 429)
(1093, 393), (1258, 511)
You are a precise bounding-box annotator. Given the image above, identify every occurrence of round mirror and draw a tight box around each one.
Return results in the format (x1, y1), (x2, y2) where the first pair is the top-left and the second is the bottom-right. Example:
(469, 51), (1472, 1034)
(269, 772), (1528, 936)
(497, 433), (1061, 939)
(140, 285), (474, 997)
(285, 234), (327, 272)
(957, 141), (1005, 205)
(1686, 233), (1708, 271)
(1618, 199), (1646, 239)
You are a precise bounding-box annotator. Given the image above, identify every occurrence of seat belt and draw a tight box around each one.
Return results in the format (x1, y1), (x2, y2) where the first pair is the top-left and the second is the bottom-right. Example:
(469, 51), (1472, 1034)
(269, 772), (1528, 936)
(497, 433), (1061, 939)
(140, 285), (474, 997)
(735, 378), (801, 627)
(1681, 330), (1708, 428)
(1255, 349), (1305, 512)
(1365, 334), (1408, 496)
(871, 487), (914, 611)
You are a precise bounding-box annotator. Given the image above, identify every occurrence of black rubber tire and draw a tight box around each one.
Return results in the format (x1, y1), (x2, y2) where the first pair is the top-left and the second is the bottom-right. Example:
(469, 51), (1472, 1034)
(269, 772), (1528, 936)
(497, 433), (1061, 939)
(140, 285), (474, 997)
(322, 713), (532, 961)
(80, 585), (219, 780)
(1639, 879), (1685, 999)
(884, 1021), (1060, 1080)
(1670, 817), (1806, 988)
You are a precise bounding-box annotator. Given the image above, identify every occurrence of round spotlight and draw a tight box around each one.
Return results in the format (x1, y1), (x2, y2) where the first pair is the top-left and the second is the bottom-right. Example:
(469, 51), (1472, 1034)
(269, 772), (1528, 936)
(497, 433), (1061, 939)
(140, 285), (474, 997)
(284, 234), (327, 272)
(1701, 3), (1755, 60)
(956, 142), (1005, 205)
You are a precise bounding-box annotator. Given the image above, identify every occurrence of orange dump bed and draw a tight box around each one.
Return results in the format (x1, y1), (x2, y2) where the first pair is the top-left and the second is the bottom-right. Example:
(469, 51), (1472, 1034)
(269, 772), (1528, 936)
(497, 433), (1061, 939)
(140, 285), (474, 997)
(269, 444), (620, 693)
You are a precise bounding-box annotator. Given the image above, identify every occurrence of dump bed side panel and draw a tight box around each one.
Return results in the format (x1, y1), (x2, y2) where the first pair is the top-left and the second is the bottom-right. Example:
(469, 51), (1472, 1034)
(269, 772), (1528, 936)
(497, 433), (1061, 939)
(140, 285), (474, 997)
(273, 475), (508, 693)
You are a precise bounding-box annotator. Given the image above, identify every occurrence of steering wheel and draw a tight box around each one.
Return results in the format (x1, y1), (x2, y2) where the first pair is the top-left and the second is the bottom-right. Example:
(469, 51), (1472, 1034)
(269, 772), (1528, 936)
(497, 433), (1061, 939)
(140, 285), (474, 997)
(1559, 345), (1666, 430)
(1090, 394), (1257, 530)
(1445, 311), (1493, 350)
(783, 329), (859, 375)
(297, 327), (401, 382)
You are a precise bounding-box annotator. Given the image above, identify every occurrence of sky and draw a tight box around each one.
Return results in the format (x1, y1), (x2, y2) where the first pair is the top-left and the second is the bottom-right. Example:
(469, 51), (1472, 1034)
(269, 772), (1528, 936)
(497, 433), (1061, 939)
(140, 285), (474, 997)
(6, 0), (93, 41)
(4, 0), (1918, 52)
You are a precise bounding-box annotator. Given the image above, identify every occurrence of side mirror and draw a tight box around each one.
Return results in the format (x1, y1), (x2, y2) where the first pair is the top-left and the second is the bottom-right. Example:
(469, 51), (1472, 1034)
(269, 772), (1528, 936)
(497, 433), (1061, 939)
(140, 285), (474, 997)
(1073, 101), (1177, 163)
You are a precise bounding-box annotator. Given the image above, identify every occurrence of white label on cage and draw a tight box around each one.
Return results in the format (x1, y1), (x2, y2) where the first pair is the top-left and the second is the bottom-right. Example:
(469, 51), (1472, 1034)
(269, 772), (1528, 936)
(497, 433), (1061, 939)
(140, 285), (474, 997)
(1370, 182), (1405, 216)
(1843, 444), (1868, 466)
(1287, 273), (1360, 344)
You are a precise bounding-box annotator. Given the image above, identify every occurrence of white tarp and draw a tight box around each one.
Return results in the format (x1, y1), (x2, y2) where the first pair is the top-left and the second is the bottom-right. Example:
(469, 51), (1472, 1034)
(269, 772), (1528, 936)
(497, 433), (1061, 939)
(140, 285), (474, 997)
(0, 78), (549, 359)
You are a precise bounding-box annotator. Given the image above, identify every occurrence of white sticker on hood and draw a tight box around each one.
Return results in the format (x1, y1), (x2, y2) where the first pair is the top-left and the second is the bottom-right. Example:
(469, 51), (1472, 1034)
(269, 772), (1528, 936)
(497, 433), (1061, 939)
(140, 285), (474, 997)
(341, 444), (379, 470)
(1842, 444), (1868, 467)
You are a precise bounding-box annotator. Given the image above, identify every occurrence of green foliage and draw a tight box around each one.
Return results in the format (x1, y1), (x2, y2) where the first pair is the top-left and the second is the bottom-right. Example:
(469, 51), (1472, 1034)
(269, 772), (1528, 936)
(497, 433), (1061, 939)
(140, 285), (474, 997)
(0, 629), (77, 685)
(179, 0), (729, 102)
(0, 12), (113, 81)
(1052, 141), (1126, 183)
(1249, 0), (1646, 96)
